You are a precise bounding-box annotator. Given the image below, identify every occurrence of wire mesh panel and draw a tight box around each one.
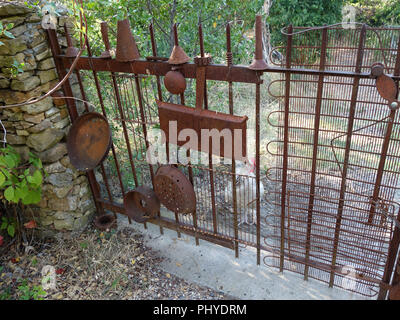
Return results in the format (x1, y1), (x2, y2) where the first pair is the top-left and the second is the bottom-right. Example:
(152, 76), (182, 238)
(47, 20), (400, 299)
(265, 25), (400, 297)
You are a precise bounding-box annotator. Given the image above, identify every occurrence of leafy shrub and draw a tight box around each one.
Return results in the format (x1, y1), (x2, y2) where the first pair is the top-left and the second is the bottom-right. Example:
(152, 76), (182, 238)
(268, 0), (344, 46)
(0, 146), (46, 247)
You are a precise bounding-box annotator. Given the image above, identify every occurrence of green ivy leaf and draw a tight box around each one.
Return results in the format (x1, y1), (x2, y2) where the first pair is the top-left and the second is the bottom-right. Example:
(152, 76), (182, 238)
(4, 155), (15, 168)
(4, 186), (15, 202)
(3, 31), (15, 39)
(7, 224), (15, 237)
(0, 171), (5, 187)
(32, 170), (43, 186)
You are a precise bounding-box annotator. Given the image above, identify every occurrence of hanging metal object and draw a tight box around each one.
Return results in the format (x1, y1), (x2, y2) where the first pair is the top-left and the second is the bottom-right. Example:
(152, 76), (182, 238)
(64, 23), (79, 58)
(164, 23), (188, 95)
(157, 49), (247, 160)
(116, 18), (140, 62)
(164, 67), (186, 95)
(94, 214), (116, 231)
(248, 15), (268, 70)
(124, 186), (160, 223)
(154, 165), (196, 215)
(67, 112), (112, 171)
(157, 100), (247, 159)
(372, 63), (399, 111)
(376, 74), (398, 101)
(99, 21), (112, 59)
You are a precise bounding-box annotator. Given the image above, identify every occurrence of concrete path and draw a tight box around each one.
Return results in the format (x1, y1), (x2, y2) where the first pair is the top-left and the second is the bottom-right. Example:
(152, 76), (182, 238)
(119, 215), (369, 300)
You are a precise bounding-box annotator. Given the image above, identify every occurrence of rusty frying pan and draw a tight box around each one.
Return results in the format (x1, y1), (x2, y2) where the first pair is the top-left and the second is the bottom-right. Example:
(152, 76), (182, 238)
(375, 73), (399, 110)
(154, 165), (196, 214)
(124, 186), (160, 223)
(67, 112), (112, 171)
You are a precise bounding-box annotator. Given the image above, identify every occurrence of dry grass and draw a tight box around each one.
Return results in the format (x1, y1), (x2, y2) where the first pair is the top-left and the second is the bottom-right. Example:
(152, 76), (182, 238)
(0, 226), (231, 300)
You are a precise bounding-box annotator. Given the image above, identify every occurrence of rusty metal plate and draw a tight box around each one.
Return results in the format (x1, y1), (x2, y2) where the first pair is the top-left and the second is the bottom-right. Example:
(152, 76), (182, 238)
(123, 186), (160, 223)
(154, 165), (196, 214)
(67, 112), (112, 171)
(376, 74), (398, 101)
(157, 100), (247, 160)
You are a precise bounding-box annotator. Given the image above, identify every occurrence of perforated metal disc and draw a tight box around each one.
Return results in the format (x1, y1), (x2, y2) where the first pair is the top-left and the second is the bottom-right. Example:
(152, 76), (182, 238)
(154, 166), (196, 214)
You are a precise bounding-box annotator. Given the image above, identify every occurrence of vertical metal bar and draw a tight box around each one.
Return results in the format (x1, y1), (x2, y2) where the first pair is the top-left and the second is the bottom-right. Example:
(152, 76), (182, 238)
(377, 33), (400, 300)
(227, 23), (239, 256)
(378, 208), (400, 299)
(368, 34), (400, 224)
(110, 71), (139, 187)
(149, 23), (163, 101)
(255, 71), (262, 265)
(198, 24), (219, 237)
(304, 27), (328, 280)
(169, 24), (183, 238)
(46, 29), (104, 216)
(280, 24), (293, 272)
(148, 23), (165, 234)
(87, 31), (131, 223)
(74, 71), (89, 112)
(329, 24), (367, 287)
(133, 74), (158, 232)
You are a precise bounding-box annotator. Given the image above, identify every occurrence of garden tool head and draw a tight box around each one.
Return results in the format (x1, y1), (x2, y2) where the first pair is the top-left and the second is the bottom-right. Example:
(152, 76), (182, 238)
(248, 15), (268, 70)
(116, 18), (140, 62)
(168, 45), (190, 65)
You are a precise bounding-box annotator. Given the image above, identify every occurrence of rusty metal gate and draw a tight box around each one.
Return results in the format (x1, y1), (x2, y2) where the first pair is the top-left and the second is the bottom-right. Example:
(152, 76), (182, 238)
(46, 17), (400, 299)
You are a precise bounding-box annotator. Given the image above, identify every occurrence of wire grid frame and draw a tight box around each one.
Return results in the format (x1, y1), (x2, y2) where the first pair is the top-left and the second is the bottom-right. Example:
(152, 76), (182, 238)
(78, 70), (265, 248)
(264, 25), (400, 297)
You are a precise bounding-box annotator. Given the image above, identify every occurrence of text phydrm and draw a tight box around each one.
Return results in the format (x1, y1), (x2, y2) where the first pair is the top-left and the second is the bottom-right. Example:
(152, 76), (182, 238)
(153, 304), (246, 317)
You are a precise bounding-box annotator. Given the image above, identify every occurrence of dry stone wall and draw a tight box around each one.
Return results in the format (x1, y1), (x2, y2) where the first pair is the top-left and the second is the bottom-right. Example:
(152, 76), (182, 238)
(0, 1), (95, 236)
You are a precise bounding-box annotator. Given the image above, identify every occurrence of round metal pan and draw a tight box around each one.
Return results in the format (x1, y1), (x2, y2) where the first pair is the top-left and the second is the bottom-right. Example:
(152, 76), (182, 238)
(67, 112), (112, 171)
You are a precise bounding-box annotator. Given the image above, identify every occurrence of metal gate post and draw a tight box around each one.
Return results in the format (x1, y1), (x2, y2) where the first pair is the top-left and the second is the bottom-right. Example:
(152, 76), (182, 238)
(280, 25), (293, 272)
(46, 29), (104, 216)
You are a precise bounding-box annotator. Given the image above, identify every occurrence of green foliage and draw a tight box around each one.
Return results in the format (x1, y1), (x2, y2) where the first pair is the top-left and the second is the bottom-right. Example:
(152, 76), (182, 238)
(1, 216), (16, 237)
(268, 0), (344, 45)
(0, 21), (15, 46)
(346, 0), (400, 26)
(0, 286), (12, 300)
(17, 279), (47, 300)
(0, 146), (45, 206)
(61, 0), (264, 65)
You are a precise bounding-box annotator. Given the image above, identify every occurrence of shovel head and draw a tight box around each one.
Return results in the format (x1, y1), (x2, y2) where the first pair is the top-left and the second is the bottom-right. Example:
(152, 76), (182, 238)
(157, 100), (247, 160)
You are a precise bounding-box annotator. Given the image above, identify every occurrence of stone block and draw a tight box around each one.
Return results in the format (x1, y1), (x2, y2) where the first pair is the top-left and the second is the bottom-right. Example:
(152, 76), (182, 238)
(26, 127), (64, 152)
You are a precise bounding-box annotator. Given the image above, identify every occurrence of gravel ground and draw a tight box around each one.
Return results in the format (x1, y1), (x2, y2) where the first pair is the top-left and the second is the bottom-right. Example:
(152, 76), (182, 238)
(0, 226), (235, 300)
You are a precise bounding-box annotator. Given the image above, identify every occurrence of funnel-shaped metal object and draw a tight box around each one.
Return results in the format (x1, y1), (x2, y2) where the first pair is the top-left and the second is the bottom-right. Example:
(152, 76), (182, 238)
(168, 45), (190, 65)
(116, 18), (140, 62)
(168, 23), (190, 65)
(248, 15), (268, 70)
(100, 21), (112, 59)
